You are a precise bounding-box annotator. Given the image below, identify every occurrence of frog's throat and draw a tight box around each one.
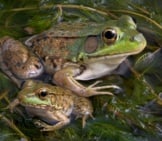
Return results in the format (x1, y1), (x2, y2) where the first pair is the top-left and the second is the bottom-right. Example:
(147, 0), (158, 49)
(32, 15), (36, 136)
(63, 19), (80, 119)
(75, 51), (141, 81)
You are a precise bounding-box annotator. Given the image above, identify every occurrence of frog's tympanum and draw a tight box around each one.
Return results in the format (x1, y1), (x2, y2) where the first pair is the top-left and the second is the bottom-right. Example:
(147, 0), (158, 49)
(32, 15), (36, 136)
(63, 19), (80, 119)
(0, 15), (146, 97)
(9, 80), (94, 131)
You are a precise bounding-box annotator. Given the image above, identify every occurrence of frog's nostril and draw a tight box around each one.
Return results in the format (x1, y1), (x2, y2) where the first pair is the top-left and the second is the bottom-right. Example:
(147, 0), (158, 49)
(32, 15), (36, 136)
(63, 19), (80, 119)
(34, 63), (42, 69)
(134, 33), (145, 43)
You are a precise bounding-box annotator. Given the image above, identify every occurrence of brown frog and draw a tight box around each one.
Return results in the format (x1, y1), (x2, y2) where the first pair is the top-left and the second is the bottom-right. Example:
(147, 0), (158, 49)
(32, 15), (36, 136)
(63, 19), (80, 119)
(9, 80), (94, 131)
(0, 36), (44, 86)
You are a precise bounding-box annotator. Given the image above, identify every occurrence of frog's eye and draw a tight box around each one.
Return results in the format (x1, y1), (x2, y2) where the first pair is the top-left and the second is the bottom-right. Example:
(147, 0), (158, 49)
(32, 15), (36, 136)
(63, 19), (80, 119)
(37, 89), (48, 99)
(102, 28), (117, 44)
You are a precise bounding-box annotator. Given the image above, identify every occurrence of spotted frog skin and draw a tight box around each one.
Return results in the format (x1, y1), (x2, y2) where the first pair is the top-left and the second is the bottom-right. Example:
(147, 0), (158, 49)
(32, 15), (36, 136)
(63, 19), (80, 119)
(9, 80), (94, 131)
(0, 15), (146, 97)
(0, 37), (43, 86)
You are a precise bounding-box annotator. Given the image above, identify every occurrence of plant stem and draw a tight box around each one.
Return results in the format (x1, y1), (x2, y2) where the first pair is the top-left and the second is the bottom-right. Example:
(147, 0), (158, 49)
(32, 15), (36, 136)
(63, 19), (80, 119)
(0, 114), (28, 140)
(109, 9), (162, 30)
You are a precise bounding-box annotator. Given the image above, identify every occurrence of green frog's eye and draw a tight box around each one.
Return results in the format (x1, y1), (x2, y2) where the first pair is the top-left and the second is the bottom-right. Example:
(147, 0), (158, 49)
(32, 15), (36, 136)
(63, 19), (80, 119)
(102, 28), (117, 45)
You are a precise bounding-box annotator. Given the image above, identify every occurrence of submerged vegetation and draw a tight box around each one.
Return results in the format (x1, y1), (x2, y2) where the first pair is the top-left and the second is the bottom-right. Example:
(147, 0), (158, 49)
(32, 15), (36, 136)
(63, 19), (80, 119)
(0, 0), (162, 140)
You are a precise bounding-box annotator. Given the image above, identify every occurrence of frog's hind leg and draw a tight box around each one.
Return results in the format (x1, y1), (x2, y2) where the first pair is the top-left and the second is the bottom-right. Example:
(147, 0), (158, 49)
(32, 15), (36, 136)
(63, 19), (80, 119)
(74, 97), (94, 128)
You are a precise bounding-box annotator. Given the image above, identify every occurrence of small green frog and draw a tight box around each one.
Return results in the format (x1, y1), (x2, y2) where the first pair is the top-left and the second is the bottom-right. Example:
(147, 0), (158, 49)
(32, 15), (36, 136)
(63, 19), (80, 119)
(9, 80), (94, 131)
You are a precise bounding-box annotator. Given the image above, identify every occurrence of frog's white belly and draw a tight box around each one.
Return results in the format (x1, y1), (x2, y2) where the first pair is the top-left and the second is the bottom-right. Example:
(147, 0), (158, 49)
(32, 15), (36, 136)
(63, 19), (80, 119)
(75, 55), (127, 80)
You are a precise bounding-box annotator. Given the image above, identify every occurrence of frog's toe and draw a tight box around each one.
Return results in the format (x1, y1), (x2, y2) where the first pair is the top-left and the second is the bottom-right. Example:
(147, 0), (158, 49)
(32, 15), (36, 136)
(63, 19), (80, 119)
(84, 81), (121, 97)
(34, 120), (48, 130)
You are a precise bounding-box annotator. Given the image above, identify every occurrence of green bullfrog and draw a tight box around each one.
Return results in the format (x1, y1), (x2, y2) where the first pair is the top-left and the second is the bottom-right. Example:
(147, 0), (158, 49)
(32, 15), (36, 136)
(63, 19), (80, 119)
(0, 15), (146, 97)
(9, 80), (94, 131)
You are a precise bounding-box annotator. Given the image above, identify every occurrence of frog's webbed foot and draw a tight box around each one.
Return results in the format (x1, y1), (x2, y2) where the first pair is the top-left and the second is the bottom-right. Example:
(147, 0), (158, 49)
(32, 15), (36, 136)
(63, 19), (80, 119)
(34, 120), (55, 131)
(53, 66), (121, 97)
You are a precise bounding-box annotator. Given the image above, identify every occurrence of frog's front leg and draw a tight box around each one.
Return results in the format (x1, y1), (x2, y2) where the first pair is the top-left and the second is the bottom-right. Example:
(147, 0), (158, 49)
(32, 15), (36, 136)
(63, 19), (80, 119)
(35, 111), (70, 131)
(53, 65), (120, 97)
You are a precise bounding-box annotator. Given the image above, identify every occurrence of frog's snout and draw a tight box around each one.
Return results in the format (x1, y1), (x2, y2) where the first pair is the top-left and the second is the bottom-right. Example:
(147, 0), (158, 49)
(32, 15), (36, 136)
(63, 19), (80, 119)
(131, 33), (146, 53)
(31, 60), (44, 76)
(34, 60), (43, 70)
(24, 57), (44, 78)
(134, 33), (146, 43)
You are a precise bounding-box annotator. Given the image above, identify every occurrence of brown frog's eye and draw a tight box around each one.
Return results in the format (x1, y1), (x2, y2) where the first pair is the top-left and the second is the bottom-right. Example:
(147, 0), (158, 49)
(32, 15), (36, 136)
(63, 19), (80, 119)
(102, 28), (117, 44)
(37, 89), (48, 99)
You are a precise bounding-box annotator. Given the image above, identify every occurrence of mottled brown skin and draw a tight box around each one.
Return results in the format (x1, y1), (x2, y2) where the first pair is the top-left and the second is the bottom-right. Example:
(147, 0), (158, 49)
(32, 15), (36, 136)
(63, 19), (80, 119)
(31, 36), (75, 74)
(0, 37), (44, 87)
(9, 80), (94, 131)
